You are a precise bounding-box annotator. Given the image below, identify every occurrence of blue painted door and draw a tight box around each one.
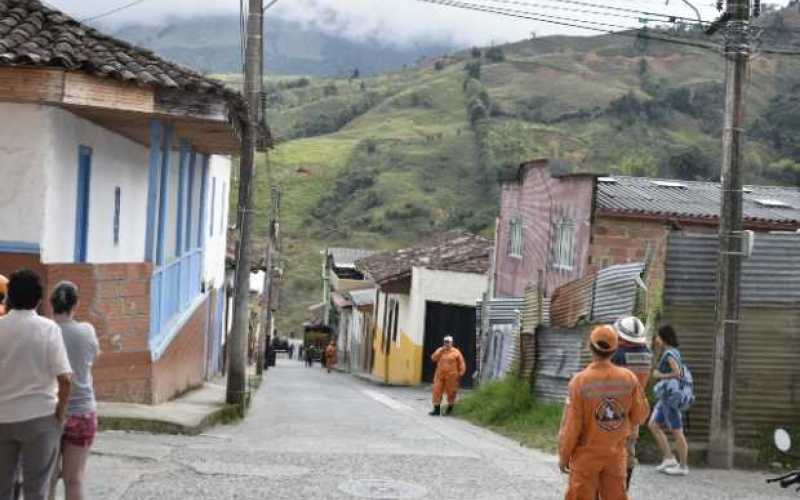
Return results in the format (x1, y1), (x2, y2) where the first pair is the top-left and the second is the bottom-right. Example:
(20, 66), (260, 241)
(74, 146), (92, 263)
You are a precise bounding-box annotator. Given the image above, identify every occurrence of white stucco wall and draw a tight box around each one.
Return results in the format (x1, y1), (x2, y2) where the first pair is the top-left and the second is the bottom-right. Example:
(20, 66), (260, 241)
(409, 267), (487, 348)
(203, 155), (231, 290)
(43, 107), (150, 263)
(0, 104), (51, 248)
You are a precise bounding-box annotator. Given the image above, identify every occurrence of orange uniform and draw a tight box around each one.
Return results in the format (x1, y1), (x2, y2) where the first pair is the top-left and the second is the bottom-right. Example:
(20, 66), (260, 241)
(324, 344), (337, 369)
(431, 346), (466, 405)
(559, 359), (650, 500)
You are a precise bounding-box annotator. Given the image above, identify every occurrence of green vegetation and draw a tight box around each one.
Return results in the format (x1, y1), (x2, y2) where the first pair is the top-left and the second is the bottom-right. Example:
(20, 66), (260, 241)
(456, 377), (564, 452)
(238, 6), (800, 334)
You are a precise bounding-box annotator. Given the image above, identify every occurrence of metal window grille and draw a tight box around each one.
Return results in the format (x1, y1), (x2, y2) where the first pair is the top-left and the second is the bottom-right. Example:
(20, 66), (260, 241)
(509, 217), (523, 257)
(551, 218), (575, 271)
(113, 186), (121, 245)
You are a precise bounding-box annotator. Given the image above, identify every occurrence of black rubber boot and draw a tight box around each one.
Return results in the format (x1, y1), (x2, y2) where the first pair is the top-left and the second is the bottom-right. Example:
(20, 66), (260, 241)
(626, 467), (633, 491)
(429, 405), (441, 416)
(444, 405), (454, 416)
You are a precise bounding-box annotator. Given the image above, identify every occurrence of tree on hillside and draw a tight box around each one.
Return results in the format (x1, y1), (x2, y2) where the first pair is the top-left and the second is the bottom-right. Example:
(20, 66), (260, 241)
(464, 61), (482, 82)
(471, 46), (482, 58)
(486, 46), (505, 63)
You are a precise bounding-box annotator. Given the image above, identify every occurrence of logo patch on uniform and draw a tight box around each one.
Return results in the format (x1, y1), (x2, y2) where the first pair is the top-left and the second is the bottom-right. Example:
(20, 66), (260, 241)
(594, 397), (625, 432)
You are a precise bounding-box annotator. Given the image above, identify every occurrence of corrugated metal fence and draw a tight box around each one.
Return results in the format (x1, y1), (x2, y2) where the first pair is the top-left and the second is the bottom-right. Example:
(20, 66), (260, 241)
(663, 233), (800, 447)
(533, 326), (588, 403)
(477, 297), (524, 383)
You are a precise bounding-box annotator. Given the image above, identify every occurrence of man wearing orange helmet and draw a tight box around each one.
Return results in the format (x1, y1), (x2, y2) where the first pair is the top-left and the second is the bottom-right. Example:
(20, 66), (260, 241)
(0, 274), (8, 316)
(429, 336), (466, 416)
(559, 325), (650, 500)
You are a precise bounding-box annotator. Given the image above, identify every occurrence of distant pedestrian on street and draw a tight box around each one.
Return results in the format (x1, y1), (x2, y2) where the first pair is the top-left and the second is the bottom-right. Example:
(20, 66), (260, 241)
(48, 282), (99, 500)
(559, 325), (649, 500)
(288, 344), (294, 360)
(305, 346), (314, 367)
(649, 325), (693, 477)
(324, 341), (337, 373)
(0, 270), (72, 500)
(610, 316), (652, 491)
(0, 274), (8, 316)
(428, 335), (465, 416)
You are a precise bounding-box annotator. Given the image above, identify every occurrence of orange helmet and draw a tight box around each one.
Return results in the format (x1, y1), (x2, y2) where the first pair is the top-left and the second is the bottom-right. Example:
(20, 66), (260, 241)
(0, 274), (7, 297)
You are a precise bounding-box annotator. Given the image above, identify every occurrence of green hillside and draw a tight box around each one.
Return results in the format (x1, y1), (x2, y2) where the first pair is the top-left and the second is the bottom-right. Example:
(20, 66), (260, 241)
(248, 10), (800, 334)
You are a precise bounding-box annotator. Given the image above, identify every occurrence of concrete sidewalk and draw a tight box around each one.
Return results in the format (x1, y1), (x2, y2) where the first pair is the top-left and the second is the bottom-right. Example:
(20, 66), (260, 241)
(97, 382), (239, 435)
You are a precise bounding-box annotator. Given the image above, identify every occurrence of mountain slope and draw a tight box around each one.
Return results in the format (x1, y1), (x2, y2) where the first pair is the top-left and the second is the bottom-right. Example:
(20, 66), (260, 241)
(111, 15), (458, 77)
(252, 9), (800, 333)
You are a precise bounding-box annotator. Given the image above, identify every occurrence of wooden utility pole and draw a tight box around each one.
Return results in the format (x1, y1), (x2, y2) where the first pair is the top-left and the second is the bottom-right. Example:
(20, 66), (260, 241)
(257, 186), (280, 376)
(709, 0), (750, 469)
(227, 0), (264, 409)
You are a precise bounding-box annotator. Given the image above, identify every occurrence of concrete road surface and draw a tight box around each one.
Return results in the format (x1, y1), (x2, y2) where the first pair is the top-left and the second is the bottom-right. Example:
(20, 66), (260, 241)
(64, 359), (794, 499)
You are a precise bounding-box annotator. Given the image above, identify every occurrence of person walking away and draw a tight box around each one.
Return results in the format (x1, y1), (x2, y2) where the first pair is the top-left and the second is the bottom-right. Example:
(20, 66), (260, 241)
(0, 275), (8, 316)
(305, 346), (314, 367)
(610, 316), (652, 491)
(428, 336), (466, 416)
(0, 270), (72, 500)
(324, 341), (337, 373)
(48, 282), (99, 500)
(648, 325), (693, 476)
(559, 325), (649, 500)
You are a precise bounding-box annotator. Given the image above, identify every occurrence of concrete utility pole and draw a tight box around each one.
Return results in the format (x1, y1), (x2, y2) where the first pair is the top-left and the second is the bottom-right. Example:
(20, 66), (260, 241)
(227, 0), (264, 409)
(257, 186), (280, 376)
(709, 0), (751, 469)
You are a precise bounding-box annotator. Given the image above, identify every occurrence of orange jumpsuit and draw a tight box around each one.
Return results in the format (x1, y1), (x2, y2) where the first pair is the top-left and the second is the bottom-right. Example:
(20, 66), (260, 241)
(431, 346), (466, 405)
(559, 359), (650, 500)
(324, 345), (337, 369)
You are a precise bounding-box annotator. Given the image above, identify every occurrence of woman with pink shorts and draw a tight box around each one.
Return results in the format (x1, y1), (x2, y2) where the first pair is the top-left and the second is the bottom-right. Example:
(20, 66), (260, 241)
(49, 282), (99, 500)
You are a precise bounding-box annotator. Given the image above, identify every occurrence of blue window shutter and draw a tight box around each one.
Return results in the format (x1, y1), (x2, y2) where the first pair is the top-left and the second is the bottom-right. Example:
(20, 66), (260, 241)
(210, 177), (216, 238)
(156, 125), (174, 266)
(197, 154), (209, 248)
(185, 150), (196, 254)
(74, 146), (92, 263)
(113, 187), (121, 246)
(176, 139), (190, 257)
(220, 182), (227, 234)
(145, 119), (163, 261)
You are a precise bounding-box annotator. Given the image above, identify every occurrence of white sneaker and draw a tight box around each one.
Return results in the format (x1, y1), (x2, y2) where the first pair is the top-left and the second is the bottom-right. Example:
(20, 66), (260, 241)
(655, 458), (679, 472)
(664, 464), (689, 476)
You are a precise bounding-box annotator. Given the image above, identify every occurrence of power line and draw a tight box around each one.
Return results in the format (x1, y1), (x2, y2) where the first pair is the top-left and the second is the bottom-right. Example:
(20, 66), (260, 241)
(482, 0), (709, 25)
(476, 0), (694, 25)
(415, 0), (720, 52)
(79, 0), (148, 23)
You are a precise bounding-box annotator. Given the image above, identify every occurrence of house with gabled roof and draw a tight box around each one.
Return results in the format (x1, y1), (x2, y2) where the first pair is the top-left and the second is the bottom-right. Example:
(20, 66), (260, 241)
(356, 232), (491, 386)
(0, 0), (268, 404)
(495, 159), (800, 302)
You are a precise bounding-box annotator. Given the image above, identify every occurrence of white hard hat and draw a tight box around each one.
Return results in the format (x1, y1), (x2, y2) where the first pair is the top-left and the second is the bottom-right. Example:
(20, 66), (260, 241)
(443, 336), (453, 343)
(613, 316), (647, 345)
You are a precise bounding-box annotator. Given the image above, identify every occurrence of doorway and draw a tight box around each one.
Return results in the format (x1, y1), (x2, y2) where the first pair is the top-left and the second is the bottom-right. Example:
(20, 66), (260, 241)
(422, 301), (477, 388)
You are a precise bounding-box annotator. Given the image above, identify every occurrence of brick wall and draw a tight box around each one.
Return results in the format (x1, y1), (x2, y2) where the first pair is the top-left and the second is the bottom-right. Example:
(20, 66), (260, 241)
(495, 161), (596, 298)
(0, 252), (46, 290)
(151, 294), (209, 404)
(44, 263), (154, 403)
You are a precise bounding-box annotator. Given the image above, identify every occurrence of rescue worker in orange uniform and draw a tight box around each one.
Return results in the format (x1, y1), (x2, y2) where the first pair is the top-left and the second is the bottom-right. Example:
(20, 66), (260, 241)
(324, 341), (337, 373)
(610, 316), (653, 491)
(0, 274), (7, 316)
(559, 325), (650, 500)
(429, 335), (466, 416)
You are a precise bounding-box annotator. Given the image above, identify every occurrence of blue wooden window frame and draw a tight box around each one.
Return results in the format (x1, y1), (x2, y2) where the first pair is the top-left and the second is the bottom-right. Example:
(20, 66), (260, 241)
(155, 125), (174, 266)
(74, 145), (92, 263)
(220, 182), (227, 234)
(197, 154), (209, 249)
(145, 119), (163, 262)
(175, 140), (190, 258)
(185, 151), (196, 254)
(210, 177), (217, 238)
(113, 186), (121, 246)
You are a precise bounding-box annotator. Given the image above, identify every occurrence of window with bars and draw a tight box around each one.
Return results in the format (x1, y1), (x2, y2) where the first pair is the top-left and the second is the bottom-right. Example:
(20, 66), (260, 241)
(113, 186), (121, 245)
(551, 218), (576, 271)
(508, 217), (523, 258)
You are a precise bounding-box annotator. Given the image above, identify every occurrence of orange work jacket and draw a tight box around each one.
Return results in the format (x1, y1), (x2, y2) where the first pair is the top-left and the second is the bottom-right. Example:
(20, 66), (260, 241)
(559, 359), (650, 465)
(431, 347), (466, 379)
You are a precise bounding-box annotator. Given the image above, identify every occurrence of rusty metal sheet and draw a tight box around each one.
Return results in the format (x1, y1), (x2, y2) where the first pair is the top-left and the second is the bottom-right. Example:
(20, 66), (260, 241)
(550, 273), (595, 327)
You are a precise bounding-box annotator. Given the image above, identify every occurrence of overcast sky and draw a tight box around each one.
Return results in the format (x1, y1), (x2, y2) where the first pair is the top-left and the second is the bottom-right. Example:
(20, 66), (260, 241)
(48, 0), (792, 46)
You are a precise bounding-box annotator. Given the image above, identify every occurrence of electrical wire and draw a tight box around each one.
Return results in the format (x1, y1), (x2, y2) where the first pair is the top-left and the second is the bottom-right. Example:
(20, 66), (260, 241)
(79, 0), (148, 23)
(476, 0), (690, 25)
(482, 0), (709, 25)
(264, 0), (281, 12)
(415, 0), (720, 52)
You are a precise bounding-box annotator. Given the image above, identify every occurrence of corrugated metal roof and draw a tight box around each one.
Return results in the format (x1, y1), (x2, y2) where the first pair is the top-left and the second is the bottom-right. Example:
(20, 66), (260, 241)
(598, 176), (800, 225)
(476, 297), (524, 324)
(591, 262), (645, 323)
(348, 288), (376, 306)
(328, 247), (378, 269)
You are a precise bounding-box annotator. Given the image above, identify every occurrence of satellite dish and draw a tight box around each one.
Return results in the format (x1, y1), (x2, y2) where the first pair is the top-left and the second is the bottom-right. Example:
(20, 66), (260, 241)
(775, 428), (792, 453)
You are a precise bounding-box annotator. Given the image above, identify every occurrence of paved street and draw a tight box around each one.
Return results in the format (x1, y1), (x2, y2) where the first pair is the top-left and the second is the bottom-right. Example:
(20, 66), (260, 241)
(68, 359), (795, 499)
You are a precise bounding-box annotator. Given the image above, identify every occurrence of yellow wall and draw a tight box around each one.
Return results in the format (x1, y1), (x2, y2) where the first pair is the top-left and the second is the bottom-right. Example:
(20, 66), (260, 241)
(371, 327), (423, 385)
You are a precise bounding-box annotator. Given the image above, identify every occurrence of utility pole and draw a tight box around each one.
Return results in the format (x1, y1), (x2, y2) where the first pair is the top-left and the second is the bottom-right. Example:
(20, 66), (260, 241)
(709, 0), (751, 469)
(227, 0), (264, 410)
(257, 186), (280, 376)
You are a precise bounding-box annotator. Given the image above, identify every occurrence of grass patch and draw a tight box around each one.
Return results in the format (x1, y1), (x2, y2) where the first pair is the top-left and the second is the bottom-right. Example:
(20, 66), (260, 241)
(456, 377), (563, 453)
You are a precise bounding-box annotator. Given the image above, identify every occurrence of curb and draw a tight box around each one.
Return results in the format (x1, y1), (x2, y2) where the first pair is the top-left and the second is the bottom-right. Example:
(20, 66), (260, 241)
(98, 403), (241, 435)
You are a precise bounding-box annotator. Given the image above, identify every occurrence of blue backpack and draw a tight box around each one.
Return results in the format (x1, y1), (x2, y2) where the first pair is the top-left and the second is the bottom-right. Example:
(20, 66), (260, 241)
(654, 349), (695, 412)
